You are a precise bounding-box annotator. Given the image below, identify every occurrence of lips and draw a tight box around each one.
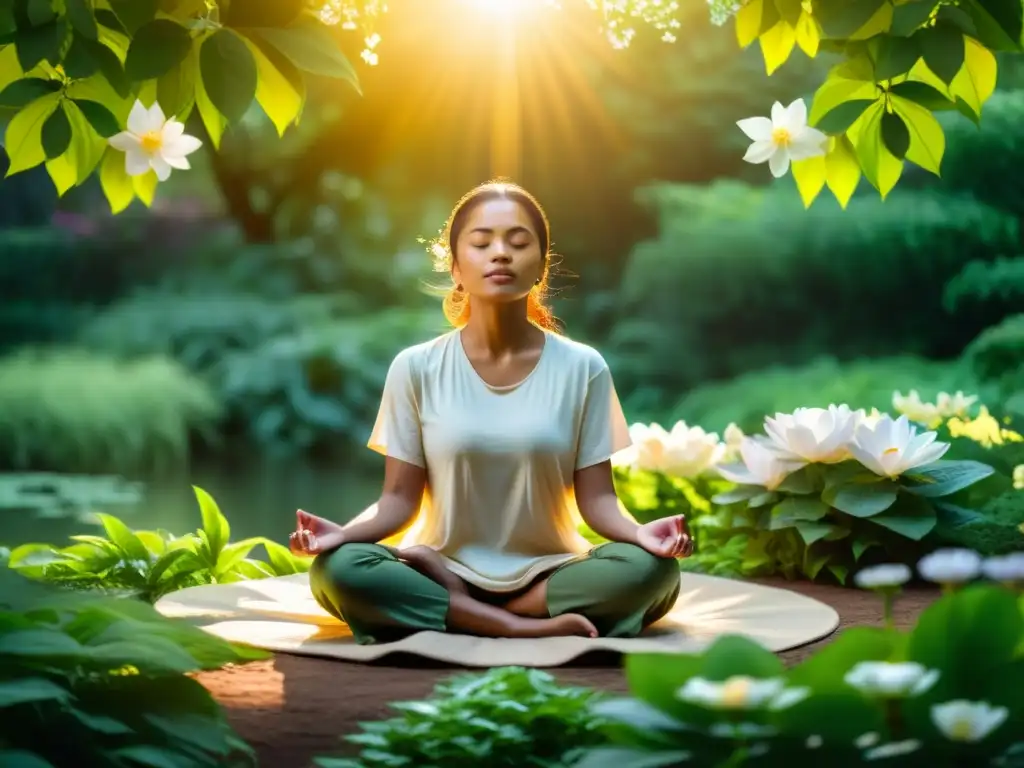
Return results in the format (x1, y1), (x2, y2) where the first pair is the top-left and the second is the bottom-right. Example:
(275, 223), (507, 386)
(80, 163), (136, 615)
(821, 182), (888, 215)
(485, 269), (516, 279)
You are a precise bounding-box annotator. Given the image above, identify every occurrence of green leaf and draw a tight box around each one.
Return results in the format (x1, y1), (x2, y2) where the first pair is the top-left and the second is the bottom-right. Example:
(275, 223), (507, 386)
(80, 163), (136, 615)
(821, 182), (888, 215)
(902, 460), (995, 497)
(124, 19), (192, 81)
(625, 652), (703, 721)
(937, 4), (977, 33)
(774, 465), (819, 494)
(795, 520), (845, 545)
(0, 677), (72, 707)
(95, 8), (127, 35)
(199, 28), (257, 122)
(193, 486), (230, 558)
(971, 0), (1023, 49)
(13, 17), (66, 70)
(851, 535), (878, 561)
(891, 93), (945, 174)
(110, 745), (195, 768)
(250, 19), (359, 91)
(93, 513), (151, 562)
(575, 749), (693, 768)
(700, 634), (785, 680)
(880, 110), (910, 159)
(872, 35), (921, 80)
(244, 33), (304, 136)
(155, 50), (197, 119)
(770, 497), (829, 530)
(72, 98), (120, 137)
(712, 484), (765, 504)
(40, 101), (70, 159)
(889, 80), (955, 110)
(0, 77), (59, 107)
(815, 0), (886, 37)
(0, 629), (83, 657)
(869, 492), (936, 539)
(63, 34), (130, 96)
(918, 23), (966, 84)
(65, 0), (98, 40)
(223, 0), (306, 27)
(3, 91), (60, 175)
(823, 479), (899, 517)
(108, 0), (159, 34)
(0, 752), (54, 768)
(811, 96), (876, 133)
(215, 539), (259, 577)
(890, 0), (938, 35)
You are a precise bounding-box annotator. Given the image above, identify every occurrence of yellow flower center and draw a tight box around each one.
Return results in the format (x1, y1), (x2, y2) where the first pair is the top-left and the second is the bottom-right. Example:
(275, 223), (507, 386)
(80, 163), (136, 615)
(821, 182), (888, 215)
(948, 717), (973, 741)
(772, 127), (792, 147)
(139, 130), (163, 154)
(883, 447), (900, 456)
(721, 677), (751, 708)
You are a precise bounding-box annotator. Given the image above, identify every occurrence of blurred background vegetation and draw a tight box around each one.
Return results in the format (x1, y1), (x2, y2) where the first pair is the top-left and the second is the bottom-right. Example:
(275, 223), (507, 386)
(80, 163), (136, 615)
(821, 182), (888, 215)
(2, 0), (1023, 547)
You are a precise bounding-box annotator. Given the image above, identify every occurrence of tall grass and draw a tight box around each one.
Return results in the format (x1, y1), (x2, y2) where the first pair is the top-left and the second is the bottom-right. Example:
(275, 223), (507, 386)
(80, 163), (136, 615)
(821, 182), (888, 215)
(0, 349), (222, 474)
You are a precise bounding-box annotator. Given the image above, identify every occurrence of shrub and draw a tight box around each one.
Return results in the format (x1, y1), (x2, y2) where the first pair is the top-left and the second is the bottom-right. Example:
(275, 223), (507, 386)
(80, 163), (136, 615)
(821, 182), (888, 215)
(314, 666), (606, 768)
(668, 356), (983, 435)
(577, 573), (1024, 766)
(0, 567), (265, 766)
(6, 486), (310, 602)
(0, 349), (222, 474)
(962, 315), (1024, 408)
(609, 182), (1017, 409)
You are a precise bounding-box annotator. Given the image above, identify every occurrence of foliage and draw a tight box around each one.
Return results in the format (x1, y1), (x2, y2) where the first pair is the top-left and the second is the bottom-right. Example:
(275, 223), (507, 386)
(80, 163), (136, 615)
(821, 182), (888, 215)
(314, 666), (607, 768)
(0, 566), (265, 766)
(0, 472), (143, 520)
(610, 181), (1016, 411)
(945, 257), (1024, 327)
(6, 485), (310, 602)
(0, 347), (221, 474)
(576, 578), (1024, 766)
(963, 315), (1024, 412)
(670, 355), (981, 435)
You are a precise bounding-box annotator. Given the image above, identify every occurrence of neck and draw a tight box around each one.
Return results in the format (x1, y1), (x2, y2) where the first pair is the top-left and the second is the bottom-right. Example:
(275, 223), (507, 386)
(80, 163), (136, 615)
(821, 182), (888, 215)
(461, 297), (539, 355)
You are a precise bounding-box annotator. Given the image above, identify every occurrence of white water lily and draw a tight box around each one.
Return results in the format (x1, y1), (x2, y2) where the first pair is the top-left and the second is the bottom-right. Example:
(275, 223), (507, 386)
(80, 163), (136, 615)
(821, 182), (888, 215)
(931, 700), (1008, 743)
(854, 563), (911, 590)
(618, 421), (726, 478)
(716, 436), (806, 490)
(917, 548), (982, 585)
(844, 661), (939, 697)
(677, 675), (809, 711)
(849, 414), (949, 478)
(108, 100), (202, 181)
(855, 732), (881, 749)
(936, 391), (978, 418)
(892, 390), (943, 429)
(737, 98), (827, 178)
(864, 739), (922, 760)
(764, 404), (858, 463)
(981, 552), (1024, 584)
(722, 422), (745, 461)
(805, 735), (823, 749)
(855, 407), (885, 428)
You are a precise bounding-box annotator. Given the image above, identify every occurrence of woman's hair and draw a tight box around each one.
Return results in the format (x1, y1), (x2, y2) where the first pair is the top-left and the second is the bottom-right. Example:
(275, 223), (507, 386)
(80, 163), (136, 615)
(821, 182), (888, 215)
(428, 180), (561, 332)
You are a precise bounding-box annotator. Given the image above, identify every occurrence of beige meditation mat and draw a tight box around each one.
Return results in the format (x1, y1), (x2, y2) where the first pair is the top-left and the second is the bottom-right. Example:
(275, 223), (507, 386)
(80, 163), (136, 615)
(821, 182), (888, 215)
(155, 572), (839, 667)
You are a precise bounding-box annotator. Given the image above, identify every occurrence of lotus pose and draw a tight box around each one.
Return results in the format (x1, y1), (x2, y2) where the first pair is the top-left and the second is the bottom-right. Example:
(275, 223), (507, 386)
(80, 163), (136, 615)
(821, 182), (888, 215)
(288, 181), (692, 644)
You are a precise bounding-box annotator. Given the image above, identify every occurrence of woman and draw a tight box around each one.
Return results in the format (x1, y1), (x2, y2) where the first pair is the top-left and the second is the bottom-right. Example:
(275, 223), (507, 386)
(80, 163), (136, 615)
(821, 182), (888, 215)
(288, 181), (692, 645)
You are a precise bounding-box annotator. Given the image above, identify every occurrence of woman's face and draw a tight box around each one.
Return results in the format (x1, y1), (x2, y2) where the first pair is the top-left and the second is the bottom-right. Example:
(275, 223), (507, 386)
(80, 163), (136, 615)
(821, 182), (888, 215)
(452, 197), (544, 303)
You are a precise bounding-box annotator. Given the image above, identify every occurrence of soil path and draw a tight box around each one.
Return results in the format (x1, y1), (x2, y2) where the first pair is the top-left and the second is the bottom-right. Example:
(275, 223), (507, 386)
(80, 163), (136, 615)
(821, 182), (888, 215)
(197, 579), (938, 768)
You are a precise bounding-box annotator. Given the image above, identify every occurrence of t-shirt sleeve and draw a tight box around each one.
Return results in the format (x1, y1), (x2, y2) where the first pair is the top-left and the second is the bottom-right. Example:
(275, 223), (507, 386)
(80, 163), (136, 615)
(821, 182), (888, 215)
(367, 349), (426, 467)
(575, 361), (632, 471)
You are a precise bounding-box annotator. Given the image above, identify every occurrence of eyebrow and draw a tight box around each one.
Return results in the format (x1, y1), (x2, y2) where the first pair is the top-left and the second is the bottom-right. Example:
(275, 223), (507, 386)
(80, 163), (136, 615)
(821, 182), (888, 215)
(468, 226), (532, 235)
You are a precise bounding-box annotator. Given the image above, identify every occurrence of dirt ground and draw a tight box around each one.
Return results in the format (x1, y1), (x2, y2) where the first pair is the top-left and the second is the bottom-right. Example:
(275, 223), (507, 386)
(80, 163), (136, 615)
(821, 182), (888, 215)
(196, 579), (938, 768)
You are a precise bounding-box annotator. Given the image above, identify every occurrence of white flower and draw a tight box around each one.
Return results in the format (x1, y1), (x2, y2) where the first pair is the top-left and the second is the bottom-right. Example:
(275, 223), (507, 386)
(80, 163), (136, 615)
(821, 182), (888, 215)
(844, 662), (940, 697)
(864, 739), (922, 760)
(849, 414), (949, 479)
(764, 404), (859, 464)
(854, 563), (911, 590)
(855, 407), (885, 428)
(108, 100), (202, 181)
(931, 700), (1008, 743)
(918, 548), (982, 585)
(737, 98), (827, 178)
(716, 436), (806, 490)
(936, 391), (978, 418)
(981, 552), (1024, 583)
(724, 422), (745, 448)
(855, 732), (881, 749)
(805, 735), (823, 749)
(619, 421), (726, 478)
(676, 676), (809, 711)
(892, 390), (943, 429)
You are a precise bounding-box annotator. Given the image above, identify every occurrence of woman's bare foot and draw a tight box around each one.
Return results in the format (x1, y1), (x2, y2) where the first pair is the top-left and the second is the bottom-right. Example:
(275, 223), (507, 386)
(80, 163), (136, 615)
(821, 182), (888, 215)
(515, 613), (598, 639)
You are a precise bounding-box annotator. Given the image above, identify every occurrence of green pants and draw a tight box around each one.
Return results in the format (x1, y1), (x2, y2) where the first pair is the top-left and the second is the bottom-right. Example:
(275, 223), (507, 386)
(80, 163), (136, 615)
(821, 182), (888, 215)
(309, 541), (681, 645)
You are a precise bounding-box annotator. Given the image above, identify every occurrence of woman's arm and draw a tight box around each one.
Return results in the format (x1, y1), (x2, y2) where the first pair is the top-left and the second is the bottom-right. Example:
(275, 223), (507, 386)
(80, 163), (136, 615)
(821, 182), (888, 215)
(573, 460), (641, 545)
(336, 456), (426, 544)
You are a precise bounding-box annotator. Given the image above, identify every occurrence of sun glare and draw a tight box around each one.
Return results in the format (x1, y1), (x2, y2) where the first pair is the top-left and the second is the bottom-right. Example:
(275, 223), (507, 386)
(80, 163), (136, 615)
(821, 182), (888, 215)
(465, 0), (550, 21)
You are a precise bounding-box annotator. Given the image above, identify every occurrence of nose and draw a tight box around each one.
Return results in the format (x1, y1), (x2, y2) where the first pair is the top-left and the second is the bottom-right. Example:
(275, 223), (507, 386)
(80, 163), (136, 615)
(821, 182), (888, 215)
(490, 242), (512, 262)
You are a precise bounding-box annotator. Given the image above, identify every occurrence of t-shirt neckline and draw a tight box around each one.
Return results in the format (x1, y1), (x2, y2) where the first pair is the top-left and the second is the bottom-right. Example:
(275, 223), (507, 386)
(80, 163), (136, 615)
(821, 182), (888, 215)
(456, 329), (550, 393)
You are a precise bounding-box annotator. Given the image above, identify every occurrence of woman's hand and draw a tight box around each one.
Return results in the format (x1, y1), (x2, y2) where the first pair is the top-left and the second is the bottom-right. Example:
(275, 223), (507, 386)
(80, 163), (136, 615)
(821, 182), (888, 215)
(288, 509), (345, 556)
(636, 515), (693, 559)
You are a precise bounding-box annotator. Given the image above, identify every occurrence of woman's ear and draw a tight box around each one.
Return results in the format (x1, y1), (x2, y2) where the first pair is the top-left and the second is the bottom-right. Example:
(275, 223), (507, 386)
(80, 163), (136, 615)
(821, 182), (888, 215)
(451, 262), (462, 286)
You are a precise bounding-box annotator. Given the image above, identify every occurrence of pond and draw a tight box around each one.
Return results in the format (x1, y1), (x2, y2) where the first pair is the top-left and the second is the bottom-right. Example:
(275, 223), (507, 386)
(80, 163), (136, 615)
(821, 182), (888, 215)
(0, 456), (384, 550)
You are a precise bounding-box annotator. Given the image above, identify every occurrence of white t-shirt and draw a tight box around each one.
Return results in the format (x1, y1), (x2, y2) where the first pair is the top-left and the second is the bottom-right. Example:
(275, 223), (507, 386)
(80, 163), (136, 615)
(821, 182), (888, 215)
(367, 329), (632, 592)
